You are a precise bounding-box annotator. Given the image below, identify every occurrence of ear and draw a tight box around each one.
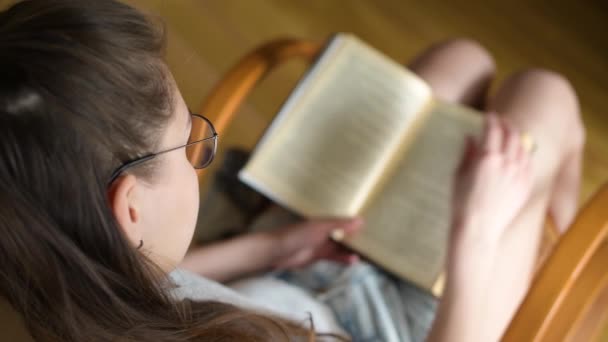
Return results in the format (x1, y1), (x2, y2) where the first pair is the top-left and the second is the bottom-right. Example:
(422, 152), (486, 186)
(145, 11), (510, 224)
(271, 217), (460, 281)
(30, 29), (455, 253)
(107, 174), (143, 248)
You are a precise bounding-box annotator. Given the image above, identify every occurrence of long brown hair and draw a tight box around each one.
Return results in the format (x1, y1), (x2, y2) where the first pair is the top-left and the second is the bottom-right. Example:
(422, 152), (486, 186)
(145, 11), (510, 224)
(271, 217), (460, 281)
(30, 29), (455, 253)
(0, 0), (341, 340)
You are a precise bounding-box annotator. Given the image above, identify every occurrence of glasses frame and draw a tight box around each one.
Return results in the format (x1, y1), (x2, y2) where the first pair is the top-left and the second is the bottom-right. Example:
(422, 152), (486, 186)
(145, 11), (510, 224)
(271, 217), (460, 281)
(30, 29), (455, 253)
(108, 113), (218, 185)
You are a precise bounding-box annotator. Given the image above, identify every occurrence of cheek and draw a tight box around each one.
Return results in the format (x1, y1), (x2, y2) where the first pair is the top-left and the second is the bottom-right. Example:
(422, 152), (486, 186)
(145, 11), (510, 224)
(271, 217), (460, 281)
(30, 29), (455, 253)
(182, 162), (200, 226)
(148, 157), (199, 269)
(165, 154), (199, 224)
(171, 158), (199, 244)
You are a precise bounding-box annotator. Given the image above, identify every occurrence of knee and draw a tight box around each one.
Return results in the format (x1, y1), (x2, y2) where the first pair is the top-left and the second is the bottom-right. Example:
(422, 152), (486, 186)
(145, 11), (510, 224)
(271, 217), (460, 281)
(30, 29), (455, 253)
(510, 69), (584, 146)
(412, 38), (496, 105)
(513, 69), (576, 97)
(435, 38), (496, 74)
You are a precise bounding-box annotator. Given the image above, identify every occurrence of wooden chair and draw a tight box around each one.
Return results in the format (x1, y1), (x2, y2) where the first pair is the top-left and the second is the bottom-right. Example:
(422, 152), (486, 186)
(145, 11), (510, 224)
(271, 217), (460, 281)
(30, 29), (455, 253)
(194, 38), (608, 341)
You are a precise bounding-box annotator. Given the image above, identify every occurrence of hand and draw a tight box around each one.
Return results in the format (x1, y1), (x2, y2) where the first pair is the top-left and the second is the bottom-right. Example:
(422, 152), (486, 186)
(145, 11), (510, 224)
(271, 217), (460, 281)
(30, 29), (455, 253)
(429, 114), (535, 342)
(451, 113), (533, 249)
(270, 217), (364, 270)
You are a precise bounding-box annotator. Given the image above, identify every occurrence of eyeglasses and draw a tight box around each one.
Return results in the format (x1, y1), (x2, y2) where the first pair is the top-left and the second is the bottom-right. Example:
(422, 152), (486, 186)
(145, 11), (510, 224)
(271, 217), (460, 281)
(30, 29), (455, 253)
(108, 113), (218, 185)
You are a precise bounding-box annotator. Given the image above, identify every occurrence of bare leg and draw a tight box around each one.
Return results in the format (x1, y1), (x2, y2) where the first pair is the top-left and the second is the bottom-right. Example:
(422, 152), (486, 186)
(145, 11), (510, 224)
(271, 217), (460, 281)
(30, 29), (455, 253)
(407, 41), (584, 340)
(411, 40), (583, 233)
(546, 131), (584, 232)
(408, 38), (495, 108)
(411, 41), (583, 233)
(484, 69), (584, 338)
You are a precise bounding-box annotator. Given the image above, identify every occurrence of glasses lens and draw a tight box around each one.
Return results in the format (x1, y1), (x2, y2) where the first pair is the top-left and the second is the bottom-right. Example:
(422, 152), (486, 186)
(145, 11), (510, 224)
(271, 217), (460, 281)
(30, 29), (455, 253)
(186, 115), (217, 169)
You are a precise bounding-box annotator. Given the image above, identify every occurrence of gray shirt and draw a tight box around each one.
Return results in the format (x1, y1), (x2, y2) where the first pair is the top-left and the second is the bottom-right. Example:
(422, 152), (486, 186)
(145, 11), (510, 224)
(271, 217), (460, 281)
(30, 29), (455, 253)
(169, 268), (345, 334)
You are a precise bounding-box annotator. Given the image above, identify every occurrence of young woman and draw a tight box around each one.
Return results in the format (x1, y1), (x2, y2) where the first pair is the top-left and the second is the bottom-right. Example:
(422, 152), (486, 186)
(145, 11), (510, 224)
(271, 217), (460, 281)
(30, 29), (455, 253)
(0, 0), (584, 341)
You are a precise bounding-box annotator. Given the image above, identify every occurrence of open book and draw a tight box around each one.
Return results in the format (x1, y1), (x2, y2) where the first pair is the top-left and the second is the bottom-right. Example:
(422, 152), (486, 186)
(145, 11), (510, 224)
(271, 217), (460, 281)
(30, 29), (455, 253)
(239, 33), (484, 296)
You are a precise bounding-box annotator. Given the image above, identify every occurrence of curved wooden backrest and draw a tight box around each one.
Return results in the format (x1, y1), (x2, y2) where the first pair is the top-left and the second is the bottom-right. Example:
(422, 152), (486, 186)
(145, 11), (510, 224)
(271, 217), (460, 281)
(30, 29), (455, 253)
(192, 38), (322, 180)
(503, 183), (608, 342)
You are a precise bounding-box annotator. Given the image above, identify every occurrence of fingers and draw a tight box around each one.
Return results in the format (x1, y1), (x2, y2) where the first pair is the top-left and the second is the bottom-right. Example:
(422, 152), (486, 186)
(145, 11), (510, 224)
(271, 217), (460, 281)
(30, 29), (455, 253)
(311, 217), (364, 235)
(312, 218), (363, 265)
(327, 252), (360, 265)
(457, 136), (477, 175)
(483, 113), (531, 162)
(502, 120), (520, 161)
(516, 142), (533, 181)
(319, 242), (360, 265)
(483, 113), (516, 157)
(483, 113), (502, 153)
(297, 217), (364, 248)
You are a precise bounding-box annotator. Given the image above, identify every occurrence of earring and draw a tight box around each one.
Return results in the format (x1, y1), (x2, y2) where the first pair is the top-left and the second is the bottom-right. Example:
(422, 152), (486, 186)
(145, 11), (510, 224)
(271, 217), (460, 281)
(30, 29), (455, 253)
(137, 240), (144, 249)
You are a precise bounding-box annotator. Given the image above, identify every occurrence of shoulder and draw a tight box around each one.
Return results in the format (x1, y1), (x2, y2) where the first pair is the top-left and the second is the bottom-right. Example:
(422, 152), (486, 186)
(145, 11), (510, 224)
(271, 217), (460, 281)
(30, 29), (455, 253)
(169, 268), (252, 308)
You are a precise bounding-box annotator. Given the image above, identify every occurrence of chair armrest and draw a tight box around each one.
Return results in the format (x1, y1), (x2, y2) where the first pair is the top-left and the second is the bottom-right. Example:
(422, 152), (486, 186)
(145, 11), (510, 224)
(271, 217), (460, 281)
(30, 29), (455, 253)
(503, 182), (608, 341)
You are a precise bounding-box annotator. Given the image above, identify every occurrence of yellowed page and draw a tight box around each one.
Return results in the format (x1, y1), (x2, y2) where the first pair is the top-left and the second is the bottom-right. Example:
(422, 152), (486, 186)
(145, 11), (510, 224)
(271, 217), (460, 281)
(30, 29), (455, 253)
(343, 101), (483, 291)
(240, 34), (431, 217)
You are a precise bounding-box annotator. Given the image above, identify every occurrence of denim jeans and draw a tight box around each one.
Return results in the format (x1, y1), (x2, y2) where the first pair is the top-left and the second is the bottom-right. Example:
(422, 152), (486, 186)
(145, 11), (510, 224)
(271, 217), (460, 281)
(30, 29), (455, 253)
(276, 261), (437, 342)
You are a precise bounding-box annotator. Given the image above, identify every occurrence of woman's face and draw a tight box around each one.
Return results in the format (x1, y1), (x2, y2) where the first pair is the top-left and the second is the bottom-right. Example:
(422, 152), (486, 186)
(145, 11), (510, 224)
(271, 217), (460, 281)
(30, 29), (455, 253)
(133, 82), (200, 271)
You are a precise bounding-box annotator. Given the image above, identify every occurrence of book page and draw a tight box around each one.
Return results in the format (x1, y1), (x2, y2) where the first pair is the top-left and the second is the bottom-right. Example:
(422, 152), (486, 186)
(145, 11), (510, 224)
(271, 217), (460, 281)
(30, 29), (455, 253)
(240, 34), (431, 217)
(343, 101), (483, 290)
